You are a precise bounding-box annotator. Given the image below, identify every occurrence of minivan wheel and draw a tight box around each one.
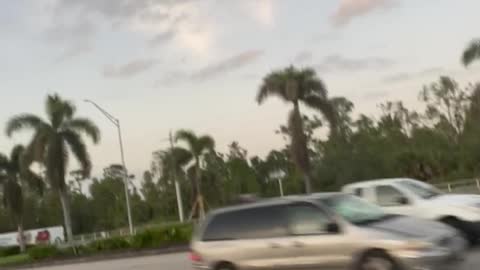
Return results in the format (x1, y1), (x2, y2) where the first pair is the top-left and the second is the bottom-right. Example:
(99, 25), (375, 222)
(215, 262), (236, 270)
(441, 217), (477, 246)
(357, 250), (398, 270)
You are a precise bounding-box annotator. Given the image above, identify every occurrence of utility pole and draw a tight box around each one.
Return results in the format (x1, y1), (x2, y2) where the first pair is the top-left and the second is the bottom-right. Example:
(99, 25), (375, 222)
(84, 99), (134, 235)
(169, 131), (185, 222)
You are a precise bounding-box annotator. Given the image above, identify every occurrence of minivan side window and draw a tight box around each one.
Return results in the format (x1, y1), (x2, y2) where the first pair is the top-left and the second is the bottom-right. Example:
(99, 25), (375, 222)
(375, 185), (405, 206)
(202, 205), (287, 241)
(353, 188), (364, 197)
(287, 203), (333, 235)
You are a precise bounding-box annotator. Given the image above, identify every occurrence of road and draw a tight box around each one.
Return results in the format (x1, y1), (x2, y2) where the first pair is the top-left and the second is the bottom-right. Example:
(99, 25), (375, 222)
(23, 250), (480, 270)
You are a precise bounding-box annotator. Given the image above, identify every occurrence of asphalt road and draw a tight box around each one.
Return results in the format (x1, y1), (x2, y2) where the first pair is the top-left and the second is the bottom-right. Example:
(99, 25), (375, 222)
(23, 250), (480, 270)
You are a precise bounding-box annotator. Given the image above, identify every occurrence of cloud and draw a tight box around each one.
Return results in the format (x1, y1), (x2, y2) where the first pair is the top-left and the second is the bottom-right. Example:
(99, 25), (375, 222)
(46, 18), (96, 60)
(383, 67), (445, 83)
(47, 0), (213, 55)
(331, 0), (394, 27)
(361, 90), (390, 100)
(103, 59), (158, 79)
(311, 32), (340, 42)
(56, 43), (92, 62)
(316, 54), (394, 73)
(148, 30), (176, 47)
(293, 50), (313, 63)
(46, 19), (95, 41)
(244, 0), (275, 27)
(191, 50), (264, 81)
(156, 49), (264, 85)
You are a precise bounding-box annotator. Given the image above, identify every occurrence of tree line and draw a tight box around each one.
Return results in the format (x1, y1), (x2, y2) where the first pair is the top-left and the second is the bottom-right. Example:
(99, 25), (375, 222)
(2, 39), (480, 252)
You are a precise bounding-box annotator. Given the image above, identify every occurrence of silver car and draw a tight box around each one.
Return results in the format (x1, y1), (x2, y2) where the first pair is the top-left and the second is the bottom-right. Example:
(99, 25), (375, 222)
(190, 193), (466, 270)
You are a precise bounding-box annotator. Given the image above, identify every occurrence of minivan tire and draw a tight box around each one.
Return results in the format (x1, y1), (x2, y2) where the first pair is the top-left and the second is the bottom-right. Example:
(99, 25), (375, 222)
(441, 217), (477, 246)
(355, 250), (399, 270)
(215, 262), (236, 270)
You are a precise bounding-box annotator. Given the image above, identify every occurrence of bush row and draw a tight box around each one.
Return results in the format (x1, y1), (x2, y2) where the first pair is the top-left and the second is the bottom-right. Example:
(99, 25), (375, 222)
(0, 245), (35, 257)
(23, 223), (193, 261)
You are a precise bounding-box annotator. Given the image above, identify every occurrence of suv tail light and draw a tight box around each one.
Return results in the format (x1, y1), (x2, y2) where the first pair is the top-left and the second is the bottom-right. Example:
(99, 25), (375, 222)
(189, 251), (202, 262)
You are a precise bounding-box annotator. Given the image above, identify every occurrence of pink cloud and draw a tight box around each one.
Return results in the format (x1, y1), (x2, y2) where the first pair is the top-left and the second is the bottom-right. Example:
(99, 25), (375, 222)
(332, 0), (394, 27)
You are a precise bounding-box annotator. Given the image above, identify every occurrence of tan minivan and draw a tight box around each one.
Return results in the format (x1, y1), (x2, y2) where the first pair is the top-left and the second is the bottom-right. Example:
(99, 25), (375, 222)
(190, 193), (466, 270)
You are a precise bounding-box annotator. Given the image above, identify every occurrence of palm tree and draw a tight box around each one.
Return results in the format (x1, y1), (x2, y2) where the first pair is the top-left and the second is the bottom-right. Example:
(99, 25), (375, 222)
(175, 130), (214, 220)
(462, 39), (480, 67)
(0, 145), (43, 252)
(5, 94), (100, 244)
(153, 147), (193, 179)
(257, 66), (336, 193)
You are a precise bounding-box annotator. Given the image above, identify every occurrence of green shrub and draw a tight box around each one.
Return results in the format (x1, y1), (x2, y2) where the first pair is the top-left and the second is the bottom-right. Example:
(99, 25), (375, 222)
(87, 237), (131, 252)
(75, 244), (95, 256)
(0, 245), (35, 257)
(27, 245), (60, 260)
(131, 223), (193, 249)
(0, 246), (21, 257)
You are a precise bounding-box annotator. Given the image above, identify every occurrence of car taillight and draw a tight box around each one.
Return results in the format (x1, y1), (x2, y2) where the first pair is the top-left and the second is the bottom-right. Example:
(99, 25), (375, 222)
(189, 251), (202, 262)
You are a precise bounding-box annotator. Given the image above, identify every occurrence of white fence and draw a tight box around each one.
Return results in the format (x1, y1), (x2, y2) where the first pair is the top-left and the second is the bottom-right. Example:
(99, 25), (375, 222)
(434, 179), (480, 194)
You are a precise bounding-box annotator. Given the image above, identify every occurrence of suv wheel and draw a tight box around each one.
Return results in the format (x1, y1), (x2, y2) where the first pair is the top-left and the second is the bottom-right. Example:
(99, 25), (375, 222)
(215, 262), (235, 270)
(357, 250), (398, 270)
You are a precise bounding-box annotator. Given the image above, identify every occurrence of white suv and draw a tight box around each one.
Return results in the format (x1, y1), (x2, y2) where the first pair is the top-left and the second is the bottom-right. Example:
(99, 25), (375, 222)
(342, 178), (480, 244)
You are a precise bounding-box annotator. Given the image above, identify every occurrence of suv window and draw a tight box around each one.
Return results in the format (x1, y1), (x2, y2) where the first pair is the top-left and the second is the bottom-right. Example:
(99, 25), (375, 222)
(202, 205), (287, 241)
(375, 185), (405, 206)
(287, 203), (332, 235)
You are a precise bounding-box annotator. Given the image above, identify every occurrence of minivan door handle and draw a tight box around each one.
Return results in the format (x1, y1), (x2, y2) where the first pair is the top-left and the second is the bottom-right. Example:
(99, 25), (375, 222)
(269, 243), (282, 249)
(292, 241), (304, 248)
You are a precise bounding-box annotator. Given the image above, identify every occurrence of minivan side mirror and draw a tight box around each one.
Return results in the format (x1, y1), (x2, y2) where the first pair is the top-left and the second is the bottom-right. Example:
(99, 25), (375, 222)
(396, 196), (410, 205)
(326, 222), (340, 233)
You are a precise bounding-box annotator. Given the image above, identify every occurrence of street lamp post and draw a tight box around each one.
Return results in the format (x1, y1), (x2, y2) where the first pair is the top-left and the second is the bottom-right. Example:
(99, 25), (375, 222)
(84, 99), (134, 235)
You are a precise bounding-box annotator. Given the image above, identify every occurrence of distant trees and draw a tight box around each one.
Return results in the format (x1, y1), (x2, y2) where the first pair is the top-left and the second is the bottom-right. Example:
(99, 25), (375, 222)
(0, 145), (43, 252)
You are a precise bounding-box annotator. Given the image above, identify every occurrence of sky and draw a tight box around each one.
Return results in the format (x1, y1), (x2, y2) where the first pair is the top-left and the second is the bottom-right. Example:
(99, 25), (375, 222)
(1, 0), (480, 180)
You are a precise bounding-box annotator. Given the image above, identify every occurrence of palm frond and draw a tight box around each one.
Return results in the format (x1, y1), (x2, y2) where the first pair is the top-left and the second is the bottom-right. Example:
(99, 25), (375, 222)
(24, 127), (50, 163)
(5, 114), (46, 137)
(21, 169), (44, 195)
(0, 153), (9, 171)
(170, 147), (193, 167)
(3, 179), (23, 216)
(175, 130), (198, 150)
(303, 96), (338, 131)
(46, 94), (76, 128)
(462, 39), (480, 67)
(299, 68), (328, 99)
(198, 136), (215, 152)
(9, 145), (25, 172)
(256, 71), (289, 104)
(63, 118), (101, 144)
(62, 130), (91, 178)
(0, 174), (6, 185)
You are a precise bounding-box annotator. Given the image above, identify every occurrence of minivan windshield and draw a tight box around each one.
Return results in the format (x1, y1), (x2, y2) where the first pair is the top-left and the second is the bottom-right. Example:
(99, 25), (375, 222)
(398, 180), (442, 199)
(321, 194), (391, 225)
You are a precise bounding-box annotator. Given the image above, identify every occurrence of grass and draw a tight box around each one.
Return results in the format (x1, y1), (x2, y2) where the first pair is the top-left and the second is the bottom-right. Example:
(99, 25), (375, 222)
(0, 254), (32, 267)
